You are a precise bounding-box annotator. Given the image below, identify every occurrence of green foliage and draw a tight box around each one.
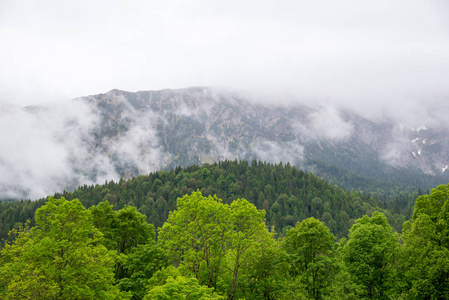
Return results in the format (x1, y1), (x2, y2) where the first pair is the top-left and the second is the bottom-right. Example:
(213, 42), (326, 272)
(226, 199), (286, 299)
(159, 191), (231, 289)
(144, 276), (224, 300)
(88, 201), (158, 298)
(159, 191), (286, 299)
(275, 275), (308, 300)
(117, 243), (168, 300)
(114, 205), (156, 255)
(342, 212), (401, 299)
(0, 160), (401, 243)
(235, 228), (287, 299)
(0, 198), (47, 246)
(2, 161), (448, 299)
(283, 218), (338, 299)
(401, 183), (449, 299)
(324, 259), (362, 300)
(0, 197), (128, 299)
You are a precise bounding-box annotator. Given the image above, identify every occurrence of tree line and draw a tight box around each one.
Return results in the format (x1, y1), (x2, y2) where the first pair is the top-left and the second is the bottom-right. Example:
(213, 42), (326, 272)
(1, 184), (449, 299)
(0, 160), (413, 245)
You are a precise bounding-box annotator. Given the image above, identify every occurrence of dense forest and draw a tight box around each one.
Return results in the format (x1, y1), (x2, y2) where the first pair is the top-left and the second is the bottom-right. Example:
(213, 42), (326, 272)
(0, 160), (418, 244)
(1, 160), (445, 299)
(1, 182), (449, 299)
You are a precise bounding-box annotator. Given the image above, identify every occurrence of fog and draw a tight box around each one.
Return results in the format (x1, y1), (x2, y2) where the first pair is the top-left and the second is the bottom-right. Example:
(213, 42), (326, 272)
(0, 100), (111, 199)
(2, 1), (449, 114)
(1, 0), (449, 198)
(0, 97), (168, 199)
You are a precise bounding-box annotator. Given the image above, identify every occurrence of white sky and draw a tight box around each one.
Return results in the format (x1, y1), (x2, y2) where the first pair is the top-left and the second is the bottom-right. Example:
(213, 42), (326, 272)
(1, 0), (449, 117)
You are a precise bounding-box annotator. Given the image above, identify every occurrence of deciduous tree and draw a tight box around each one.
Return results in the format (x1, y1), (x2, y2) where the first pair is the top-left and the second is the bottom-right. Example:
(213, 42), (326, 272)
(158, 191), (231, 289)
(0, 197), (127, 299)
(401, 184), (449, 299)
(342, 212), (400, 299)
(283, 217), (337, 300)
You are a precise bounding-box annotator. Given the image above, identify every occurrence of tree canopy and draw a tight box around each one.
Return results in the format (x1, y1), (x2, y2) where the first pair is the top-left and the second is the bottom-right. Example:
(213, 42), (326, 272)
(342, 211), (401, 299)
(0, 197), (127, 299)
(1, 162), (448, 299)
(401, 183), (449, 299)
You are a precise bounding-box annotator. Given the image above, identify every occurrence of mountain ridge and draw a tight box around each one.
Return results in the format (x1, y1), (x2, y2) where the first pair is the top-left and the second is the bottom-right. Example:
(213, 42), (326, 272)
(83, 87), (449, 181)
(1, 87), (448, 200)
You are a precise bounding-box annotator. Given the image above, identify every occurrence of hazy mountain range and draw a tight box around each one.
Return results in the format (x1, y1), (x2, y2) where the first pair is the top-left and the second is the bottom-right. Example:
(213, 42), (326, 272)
(1, 87), (448, 200)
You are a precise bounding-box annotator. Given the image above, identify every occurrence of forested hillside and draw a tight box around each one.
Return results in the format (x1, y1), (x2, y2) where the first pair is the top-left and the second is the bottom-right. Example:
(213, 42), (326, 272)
(0, 160), (413, 245)
(1, 182), (449, 299)
(84, 87), (449, 199)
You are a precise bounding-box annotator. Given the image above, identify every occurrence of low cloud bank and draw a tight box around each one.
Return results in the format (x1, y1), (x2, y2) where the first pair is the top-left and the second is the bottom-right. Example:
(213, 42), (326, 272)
(0, 97), (164, 200)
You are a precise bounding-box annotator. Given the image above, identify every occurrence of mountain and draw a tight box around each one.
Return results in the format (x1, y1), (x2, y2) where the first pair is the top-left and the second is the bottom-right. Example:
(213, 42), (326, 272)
(81, 87), (449, 194)
(1, 87), (448, 200)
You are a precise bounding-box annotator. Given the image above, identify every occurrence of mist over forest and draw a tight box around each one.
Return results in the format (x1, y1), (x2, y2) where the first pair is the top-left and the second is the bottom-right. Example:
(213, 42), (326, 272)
(1, 87), (448, 200)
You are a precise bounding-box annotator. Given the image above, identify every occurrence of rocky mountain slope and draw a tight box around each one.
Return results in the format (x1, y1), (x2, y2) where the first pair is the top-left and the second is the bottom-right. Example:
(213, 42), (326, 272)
(83, 87), (448, 179)
(2, 87), (448, 200)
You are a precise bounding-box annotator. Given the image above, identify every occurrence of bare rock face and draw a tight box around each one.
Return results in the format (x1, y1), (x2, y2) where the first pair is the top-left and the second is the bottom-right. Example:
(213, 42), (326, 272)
(82, 87), (449, 179)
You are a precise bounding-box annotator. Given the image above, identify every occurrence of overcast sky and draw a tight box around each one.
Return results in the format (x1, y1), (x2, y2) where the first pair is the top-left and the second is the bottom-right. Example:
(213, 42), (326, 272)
(1, 0), (449, 118)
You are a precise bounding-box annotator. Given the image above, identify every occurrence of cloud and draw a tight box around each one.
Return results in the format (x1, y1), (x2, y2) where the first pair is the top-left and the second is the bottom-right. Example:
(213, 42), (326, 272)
(174, 103), (194, 118)
(1, 0), (449, 120)
(0, 100), (115, 199)
(106, 97), (165, 175)
(253, 141), (304, 165)
(292, 106), (353, 141)
(309, 107), (354, 141)
(0, 94), (167, 199)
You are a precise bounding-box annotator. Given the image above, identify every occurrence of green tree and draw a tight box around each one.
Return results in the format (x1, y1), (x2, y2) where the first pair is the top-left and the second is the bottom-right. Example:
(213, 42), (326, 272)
(226, 198), (267, 299)
(158, 191), (232, 289)
(283, 217), (337, 300)
(159, 191), (284, 299)
(144, 276), (224, 300)
(239, 228), (288, 300)
(89, 200), (118, 250)
(117, 243), (168, 300)
(0, 197), (127, 299)
(90, 202), (155, 255)
(401, 184), (449, 299)
(342, 211), (400, 299)
(115, 205), (155, 255)
(325, 240), (362, 300)
(225, 198), (287, 300)
(89, 202), (156, 280)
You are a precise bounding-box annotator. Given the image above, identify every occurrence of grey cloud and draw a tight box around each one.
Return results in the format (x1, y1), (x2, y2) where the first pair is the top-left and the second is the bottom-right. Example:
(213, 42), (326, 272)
(291, 106), (354, 141)
(108, 100), (165, 175)
(174, 103), (194, 118)
(1, 0), (449, 122)
(0, 100), (117, 199)
(0, 95), (166, 199)
(253, 141), (304, 165)
(309, 107), (354, 141)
